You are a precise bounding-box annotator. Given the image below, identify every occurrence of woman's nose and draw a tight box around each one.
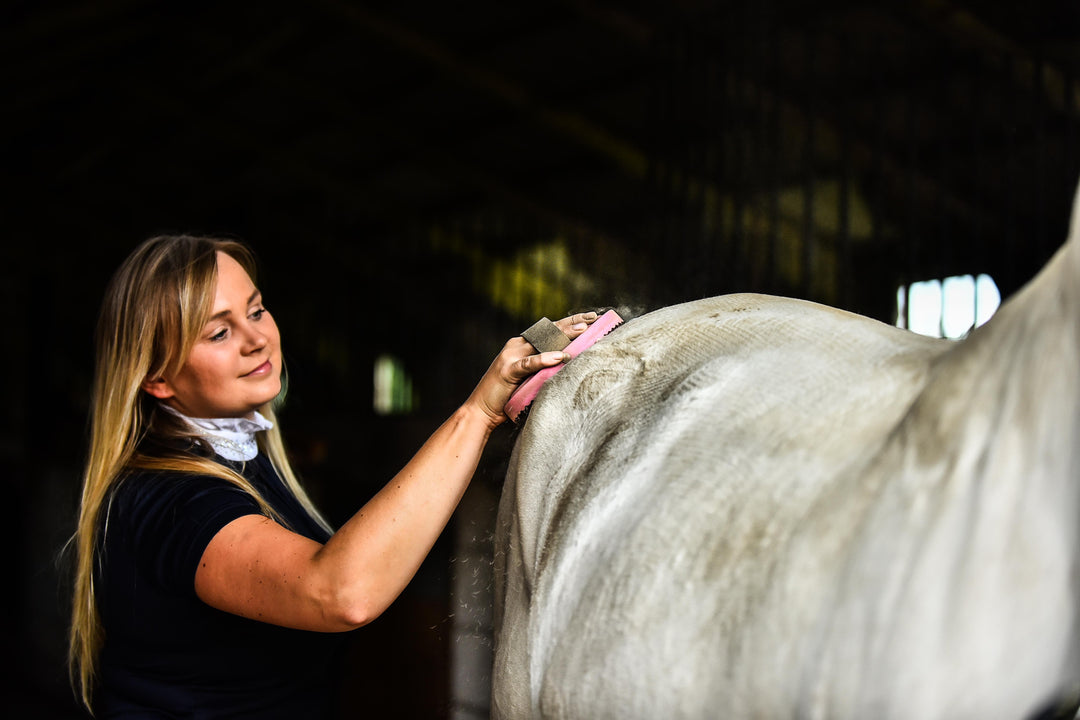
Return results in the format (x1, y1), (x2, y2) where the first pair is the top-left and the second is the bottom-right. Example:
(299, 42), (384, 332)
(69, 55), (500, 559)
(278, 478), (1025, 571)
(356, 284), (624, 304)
(241, 323), (269, 352)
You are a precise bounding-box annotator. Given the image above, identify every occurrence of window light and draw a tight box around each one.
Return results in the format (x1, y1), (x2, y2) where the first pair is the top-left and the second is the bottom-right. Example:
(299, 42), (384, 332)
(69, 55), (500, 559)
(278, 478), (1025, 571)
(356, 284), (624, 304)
(373, 354), (417, 415)
(896, 274), (1000, 339)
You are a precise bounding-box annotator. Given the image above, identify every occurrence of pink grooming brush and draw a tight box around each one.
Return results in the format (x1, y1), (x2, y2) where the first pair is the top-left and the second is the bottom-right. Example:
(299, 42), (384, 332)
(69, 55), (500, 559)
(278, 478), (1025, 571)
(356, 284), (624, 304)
(505, 309), (624, 424)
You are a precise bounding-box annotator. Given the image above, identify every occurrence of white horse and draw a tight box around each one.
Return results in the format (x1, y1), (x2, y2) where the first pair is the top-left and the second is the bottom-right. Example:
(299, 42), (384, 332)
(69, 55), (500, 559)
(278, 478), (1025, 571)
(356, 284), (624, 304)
(492, 187), (1080, 719)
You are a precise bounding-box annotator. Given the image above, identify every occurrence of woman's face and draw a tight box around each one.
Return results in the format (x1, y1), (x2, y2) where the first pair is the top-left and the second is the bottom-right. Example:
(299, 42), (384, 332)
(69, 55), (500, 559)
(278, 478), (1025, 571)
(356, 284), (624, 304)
(147, 251), (283, 418)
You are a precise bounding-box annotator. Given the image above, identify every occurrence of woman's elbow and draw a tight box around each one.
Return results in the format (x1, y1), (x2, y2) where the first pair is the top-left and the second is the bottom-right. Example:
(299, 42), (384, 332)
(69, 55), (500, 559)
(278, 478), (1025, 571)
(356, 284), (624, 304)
(335, 604), (377, 630)
(323, 588), (386, 630)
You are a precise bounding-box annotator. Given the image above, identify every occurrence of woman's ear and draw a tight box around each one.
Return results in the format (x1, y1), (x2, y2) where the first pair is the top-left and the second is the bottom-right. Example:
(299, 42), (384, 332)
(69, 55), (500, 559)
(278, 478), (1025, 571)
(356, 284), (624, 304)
(141, 376), (175, 400)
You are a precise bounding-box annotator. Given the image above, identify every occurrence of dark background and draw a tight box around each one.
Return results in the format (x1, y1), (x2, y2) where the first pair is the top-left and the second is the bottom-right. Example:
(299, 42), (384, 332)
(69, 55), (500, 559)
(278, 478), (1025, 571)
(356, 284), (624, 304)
(5, 1), (1080, 717)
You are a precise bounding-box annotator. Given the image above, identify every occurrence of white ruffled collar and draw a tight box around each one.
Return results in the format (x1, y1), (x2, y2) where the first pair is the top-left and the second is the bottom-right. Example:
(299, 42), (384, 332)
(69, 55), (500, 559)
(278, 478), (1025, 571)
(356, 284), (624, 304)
(160, 404), (274, 461)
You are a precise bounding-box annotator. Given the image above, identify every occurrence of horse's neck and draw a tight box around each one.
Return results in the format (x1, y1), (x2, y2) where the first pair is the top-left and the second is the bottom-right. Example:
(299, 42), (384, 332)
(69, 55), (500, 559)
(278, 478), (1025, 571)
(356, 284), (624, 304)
(913, 238), (1080, 525)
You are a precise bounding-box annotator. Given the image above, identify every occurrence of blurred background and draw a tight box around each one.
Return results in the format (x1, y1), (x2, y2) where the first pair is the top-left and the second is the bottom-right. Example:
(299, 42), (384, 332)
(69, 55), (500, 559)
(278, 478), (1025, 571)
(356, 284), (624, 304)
(5, 1), (1080, 717)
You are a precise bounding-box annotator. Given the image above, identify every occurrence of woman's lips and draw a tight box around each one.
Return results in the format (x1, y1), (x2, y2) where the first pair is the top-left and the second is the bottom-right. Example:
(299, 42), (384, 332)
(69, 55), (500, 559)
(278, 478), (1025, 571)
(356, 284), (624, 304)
(244, 360), (272, 377)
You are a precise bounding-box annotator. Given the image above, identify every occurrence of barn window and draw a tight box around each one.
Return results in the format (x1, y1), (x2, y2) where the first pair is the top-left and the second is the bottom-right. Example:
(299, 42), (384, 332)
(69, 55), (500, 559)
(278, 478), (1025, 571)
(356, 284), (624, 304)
(373, 354), (417, 415)
(896, 274), (1000, 339)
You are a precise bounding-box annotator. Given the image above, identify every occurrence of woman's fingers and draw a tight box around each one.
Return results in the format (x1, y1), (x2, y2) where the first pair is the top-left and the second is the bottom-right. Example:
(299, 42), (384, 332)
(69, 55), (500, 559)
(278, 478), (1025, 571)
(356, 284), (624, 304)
(465, 311), (605, 426)
(512, 310), (602, 378)
(507, 311), (602, 384)
(553, 311), (598, 340)
(509, 350), (570, 383)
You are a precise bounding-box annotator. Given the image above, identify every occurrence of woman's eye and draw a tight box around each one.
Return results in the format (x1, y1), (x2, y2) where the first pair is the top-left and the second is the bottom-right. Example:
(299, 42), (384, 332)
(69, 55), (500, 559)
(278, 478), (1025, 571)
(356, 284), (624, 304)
(250, 307), (266, 321)
(210, 328), (228, 342)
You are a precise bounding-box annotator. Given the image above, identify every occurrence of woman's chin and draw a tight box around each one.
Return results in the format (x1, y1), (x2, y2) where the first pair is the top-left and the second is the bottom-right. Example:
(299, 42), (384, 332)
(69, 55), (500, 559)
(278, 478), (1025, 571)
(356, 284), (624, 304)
(256, 381), (284, 410)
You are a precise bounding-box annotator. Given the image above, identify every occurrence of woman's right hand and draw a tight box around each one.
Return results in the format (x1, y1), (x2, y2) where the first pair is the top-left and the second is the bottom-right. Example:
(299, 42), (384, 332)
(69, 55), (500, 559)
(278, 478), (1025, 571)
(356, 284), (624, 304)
(465, 311), (599, 428)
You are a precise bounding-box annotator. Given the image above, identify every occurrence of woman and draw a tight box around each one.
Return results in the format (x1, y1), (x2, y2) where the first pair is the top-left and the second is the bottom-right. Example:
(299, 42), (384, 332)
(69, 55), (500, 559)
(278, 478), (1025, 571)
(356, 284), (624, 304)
(69, 234), (596, 717)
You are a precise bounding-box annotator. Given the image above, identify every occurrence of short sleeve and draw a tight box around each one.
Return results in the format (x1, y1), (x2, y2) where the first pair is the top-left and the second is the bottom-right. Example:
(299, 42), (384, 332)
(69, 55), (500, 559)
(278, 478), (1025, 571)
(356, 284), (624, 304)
(108, 473), (264, 596)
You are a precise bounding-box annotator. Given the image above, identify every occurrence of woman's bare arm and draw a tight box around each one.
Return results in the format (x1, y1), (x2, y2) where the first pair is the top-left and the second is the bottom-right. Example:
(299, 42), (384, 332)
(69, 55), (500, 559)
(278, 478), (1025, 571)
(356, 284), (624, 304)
(194, 313), (597, 631)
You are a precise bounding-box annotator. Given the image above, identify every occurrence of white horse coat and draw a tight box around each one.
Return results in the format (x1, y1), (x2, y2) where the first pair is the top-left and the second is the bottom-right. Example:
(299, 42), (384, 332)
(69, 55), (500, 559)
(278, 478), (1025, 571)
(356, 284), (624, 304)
(492, 191), (1080, 719)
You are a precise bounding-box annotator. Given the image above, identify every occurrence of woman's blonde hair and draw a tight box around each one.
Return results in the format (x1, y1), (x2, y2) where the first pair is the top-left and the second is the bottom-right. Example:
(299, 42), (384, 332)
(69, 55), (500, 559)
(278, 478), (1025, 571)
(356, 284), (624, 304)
(68, 234), (331, 712)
